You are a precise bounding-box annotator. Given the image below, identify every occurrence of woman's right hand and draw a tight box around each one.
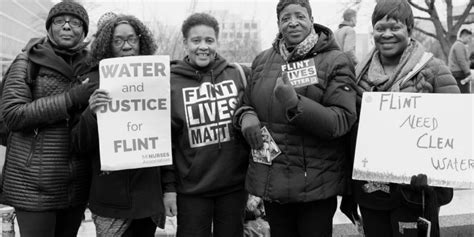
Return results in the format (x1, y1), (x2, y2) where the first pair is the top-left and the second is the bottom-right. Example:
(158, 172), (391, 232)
(89, 89), (111, 114)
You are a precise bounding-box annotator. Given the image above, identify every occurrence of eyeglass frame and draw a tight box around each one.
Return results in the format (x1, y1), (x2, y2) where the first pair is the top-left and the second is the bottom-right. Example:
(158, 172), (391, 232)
(111, 35), (141, 48)
(52, 17), (83, 28)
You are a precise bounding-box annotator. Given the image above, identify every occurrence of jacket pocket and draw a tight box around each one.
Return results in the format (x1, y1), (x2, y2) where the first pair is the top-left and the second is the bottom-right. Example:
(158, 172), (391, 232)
(91, 170), (131, 209)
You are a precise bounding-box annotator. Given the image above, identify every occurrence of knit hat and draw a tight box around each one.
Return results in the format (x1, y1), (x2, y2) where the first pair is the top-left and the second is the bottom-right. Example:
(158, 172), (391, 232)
(276, 0), (312, 20)
(97, 12), (117, 31)
(46, 1), (89, 36)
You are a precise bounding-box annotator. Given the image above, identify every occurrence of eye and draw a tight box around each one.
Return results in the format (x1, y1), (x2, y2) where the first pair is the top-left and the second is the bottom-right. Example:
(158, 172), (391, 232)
(205, 38), (214, 44)
(297, 15), (305, 20)
(281, 16), (290, 22)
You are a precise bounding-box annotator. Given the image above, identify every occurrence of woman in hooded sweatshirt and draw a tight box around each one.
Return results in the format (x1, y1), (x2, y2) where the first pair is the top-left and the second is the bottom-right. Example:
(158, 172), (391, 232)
(0, 2), (94, 236)
(163, 12), (250, 237)
(233, 0), (358, 236)
(71, 14), (166, 236)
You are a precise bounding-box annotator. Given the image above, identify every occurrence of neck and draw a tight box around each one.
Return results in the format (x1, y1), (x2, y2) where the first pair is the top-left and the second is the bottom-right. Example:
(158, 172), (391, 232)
(379, 54), (401, 76)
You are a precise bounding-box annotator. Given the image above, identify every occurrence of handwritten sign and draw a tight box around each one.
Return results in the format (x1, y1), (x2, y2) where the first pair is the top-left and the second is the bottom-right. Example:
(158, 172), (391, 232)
(353, 92), (473, 189)
(97, 56), (172, 171)
(281, 59), (319, 88)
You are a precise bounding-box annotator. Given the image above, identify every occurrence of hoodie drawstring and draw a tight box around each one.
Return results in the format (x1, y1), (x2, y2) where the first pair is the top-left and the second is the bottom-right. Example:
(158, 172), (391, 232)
(210, 69), (222, 149)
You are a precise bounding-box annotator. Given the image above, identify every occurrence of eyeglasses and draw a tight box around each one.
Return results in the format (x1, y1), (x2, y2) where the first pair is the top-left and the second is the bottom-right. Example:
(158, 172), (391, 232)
(52, 18), (83, 28)
(112, 35), (140, 48)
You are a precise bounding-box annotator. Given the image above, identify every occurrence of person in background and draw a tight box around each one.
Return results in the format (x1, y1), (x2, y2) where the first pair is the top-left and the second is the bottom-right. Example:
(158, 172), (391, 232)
(233, 0), (358, 236)
(163, 12), (250, 237)
(0, 1), (94, 236)
(448, 28), (472, 93)
(70, 14), (166, 237)
(87, 11), (118, 50)
(348, 1), (457, 236)
(335, 8), (358, 66)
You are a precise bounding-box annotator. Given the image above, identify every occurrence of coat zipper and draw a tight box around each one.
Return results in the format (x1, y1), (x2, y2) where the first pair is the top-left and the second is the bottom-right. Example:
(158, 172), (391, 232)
(26, 128), (39, 167)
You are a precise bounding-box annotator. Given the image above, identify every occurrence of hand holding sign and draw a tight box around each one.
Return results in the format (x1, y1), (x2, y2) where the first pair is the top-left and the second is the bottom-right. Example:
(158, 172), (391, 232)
(89, 89), (111, 114)
(274, 76), (298, 110)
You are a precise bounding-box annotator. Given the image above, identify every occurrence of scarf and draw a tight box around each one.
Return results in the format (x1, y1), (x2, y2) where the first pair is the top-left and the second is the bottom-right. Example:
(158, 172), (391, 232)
(47, 28), (88, 54)
(278, 27), (319, 61)
(365, 39), (425, 92)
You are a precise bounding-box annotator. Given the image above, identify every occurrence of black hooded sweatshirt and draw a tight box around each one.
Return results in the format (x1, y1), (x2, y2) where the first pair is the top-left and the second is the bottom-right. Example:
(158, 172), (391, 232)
(167, 55), (250, 196)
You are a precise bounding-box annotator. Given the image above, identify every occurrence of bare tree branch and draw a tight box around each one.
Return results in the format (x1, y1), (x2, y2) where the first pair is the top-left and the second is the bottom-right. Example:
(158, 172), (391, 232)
(453, 1), (474, 32)
(413, 27), (438, 39)
(414, 16), (433, 21)
(408, 0), (430, 13)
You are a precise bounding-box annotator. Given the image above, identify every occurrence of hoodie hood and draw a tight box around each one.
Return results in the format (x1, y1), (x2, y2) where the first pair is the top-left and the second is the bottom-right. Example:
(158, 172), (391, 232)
(272, 23), (339, 57)
(171, 53), (229, 82)
(23, 37), (89, 80)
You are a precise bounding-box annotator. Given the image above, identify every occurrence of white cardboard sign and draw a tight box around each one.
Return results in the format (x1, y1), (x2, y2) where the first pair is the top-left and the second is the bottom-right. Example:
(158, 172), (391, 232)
(97, 55), (172, 171)
(353, 92), (473, 188)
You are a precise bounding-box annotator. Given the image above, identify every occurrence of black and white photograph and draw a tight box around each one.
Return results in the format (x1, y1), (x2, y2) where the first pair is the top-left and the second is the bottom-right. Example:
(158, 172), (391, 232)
(0, 0), (473, 236)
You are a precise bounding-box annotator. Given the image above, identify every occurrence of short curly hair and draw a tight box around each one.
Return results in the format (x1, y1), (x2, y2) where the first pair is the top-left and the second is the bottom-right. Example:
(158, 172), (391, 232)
(89, 14), (157, 67)
(276, 0), (312, 20)
(181, 13), (219, 39)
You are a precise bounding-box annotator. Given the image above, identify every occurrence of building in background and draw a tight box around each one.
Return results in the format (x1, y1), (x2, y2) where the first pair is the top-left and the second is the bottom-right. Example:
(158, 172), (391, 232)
(0, 0), (53, 75)
(210, 10), (261, 64)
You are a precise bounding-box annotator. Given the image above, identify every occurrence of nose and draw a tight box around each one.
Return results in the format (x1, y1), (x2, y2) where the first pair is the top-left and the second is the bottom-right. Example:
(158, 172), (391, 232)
(122, 40), (133, 49)
(62, 22), (71, 30)
(381, 28), (393, 37)
(288, 16), (299, 27)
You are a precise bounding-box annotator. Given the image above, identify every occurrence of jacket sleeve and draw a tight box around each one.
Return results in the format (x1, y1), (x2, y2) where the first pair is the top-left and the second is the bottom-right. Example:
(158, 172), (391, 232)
(161, 163), (176, 193)
(431, 59), (461, 93)
(70, 107), (99, 153)
(453, 43), (471, 75)
(1, 53), (70, 132)
(287, 53), (358, 139)
(233, 57), (260, 130)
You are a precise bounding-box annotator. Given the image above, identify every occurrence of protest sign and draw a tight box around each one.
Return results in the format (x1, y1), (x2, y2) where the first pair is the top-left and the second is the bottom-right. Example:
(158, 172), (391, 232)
(281, 59), (319, 88)
(353, 92), (473, 189)
(97, 55), (171, 171)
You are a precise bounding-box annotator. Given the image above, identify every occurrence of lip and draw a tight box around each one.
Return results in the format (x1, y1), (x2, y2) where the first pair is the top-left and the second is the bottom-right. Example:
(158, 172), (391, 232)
(60, 35), (73, 40)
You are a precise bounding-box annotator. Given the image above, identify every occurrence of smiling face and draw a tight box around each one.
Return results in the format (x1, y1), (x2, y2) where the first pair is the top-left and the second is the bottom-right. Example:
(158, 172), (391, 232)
(183, 24), (217, 68)
(50, 14), (84, 49)
(278, 4), (313, 47)
(373, 16), (410, 64)
(111, 23), (140, 57)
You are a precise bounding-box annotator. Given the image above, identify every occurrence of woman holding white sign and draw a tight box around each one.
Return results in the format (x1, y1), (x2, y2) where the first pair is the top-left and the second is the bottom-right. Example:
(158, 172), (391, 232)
(71, 15), (166, 236)
(346, 1), (459, 236)
(233, 0), (359, 236)
(164, 13), (251, 237)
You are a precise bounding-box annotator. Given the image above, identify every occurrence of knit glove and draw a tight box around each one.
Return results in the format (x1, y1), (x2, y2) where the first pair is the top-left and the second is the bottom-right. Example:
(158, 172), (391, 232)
(241, 112), (263, 149)
(274, 76), (298, 110)
(67, 81), (96, 110)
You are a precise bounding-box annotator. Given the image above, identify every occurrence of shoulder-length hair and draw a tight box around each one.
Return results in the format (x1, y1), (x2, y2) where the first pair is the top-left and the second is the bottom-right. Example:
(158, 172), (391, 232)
(89, 14), (157, 66)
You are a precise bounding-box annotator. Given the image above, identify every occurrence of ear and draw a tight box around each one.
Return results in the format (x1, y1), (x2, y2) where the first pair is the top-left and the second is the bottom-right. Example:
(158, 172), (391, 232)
(310, 16), (314, 23)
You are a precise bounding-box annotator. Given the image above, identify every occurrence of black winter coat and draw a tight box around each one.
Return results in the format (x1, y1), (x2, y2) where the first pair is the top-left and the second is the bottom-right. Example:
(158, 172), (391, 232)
(235, 24), (358, 203)
(1, 38), (91, 211)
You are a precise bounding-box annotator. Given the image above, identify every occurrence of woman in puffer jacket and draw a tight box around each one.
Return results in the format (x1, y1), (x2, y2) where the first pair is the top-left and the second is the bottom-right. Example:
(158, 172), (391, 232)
(234, 0), (358, 236)
(346, 1), (458, 236)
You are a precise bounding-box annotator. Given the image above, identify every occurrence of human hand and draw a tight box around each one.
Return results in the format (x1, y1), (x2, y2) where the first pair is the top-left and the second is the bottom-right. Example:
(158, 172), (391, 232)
(410, 173), (429, 191)
(246, 195), (262, 216)
(241, 113), (263, 149)
(68, 78), (96, 109)
(163, 192), (178, 217)
(274, 76), (298, 110)
(460, 75), (472, 85)
(88, 89), (111, 114)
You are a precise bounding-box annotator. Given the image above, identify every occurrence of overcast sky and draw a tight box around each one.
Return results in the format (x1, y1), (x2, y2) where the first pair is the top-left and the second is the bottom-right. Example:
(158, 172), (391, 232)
(65, 0), (470, 48)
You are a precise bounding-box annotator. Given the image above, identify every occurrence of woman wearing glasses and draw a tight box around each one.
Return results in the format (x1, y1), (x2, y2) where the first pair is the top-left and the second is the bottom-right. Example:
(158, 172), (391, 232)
(70, 14), (165, 236)
(0, 2), (94, 236)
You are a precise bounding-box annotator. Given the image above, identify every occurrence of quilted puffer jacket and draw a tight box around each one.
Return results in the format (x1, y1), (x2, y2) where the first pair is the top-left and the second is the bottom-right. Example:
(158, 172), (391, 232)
(235, 24), (358, 203)
(0, 38), (91, 211)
